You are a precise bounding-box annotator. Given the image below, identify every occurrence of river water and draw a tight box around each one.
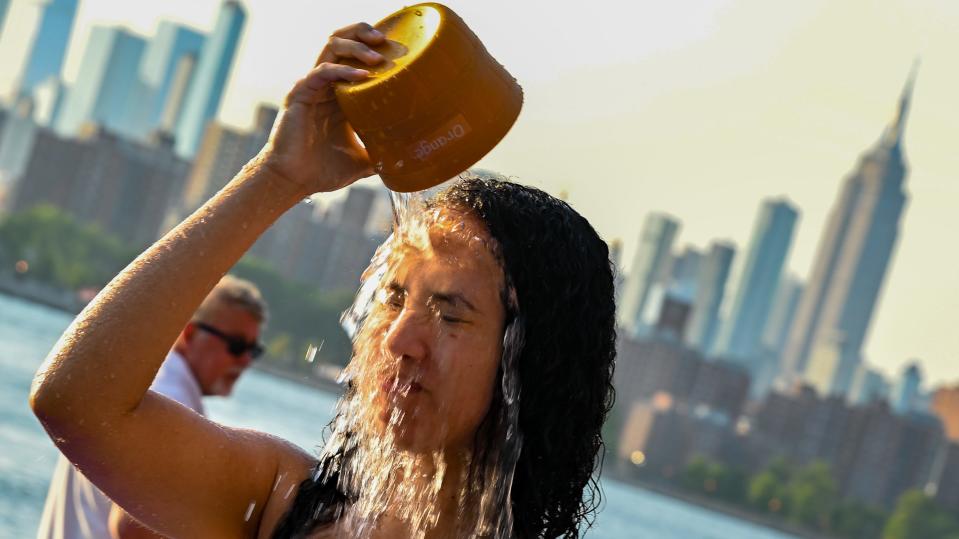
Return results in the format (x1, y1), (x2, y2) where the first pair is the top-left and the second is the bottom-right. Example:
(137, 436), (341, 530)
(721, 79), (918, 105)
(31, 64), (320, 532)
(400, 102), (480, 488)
(0, 292), (796, 538)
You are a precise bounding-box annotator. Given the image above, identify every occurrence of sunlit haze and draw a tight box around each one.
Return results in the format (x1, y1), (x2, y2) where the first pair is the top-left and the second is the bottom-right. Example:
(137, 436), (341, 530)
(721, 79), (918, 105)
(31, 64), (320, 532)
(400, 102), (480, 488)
(1, 0), (956, 385)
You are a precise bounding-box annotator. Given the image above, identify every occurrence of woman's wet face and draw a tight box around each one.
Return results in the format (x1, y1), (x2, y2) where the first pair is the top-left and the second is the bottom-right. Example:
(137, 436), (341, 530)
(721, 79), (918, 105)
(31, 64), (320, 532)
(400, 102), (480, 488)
(357, 208), (506, 453)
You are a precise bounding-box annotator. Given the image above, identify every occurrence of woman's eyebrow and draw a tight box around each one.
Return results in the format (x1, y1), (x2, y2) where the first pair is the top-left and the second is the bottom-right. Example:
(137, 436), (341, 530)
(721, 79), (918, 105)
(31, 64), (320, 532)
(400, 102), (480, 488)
(431, 291), (479, 313)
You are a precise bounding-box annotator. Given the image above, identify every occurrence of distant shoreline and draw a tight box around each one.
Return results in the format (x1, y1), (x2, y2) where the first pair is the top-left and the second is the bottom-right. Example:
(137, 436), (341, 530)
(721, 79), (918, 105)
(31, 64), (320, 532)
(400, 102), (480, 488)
(606, 469), (832, 539)
(0, 277), (83, 314)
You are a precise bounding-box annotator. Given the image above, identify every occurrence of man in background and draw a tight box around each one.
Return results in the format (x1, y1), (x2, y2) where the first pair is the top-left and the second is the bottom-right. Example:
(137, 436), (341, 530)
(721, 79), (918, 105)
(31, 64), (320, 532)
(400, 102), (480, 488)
(36, 275), (267, 539)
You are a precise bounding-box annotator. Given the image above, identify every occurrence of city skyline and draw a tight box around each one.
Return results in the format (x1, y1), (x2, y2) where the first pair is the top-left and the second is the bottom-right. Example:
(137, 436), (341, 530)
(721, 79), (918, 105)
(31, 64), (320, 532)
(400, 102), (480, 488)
(0, 0), (955, 385)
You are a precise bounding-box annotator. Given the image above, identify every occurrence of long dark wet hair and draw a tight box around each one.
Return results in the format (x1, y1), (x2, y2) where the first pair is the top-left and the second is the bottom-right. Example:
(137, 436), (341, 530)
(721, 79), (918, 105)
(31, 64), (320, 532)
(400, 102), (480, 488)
(272, 178), (616, 538)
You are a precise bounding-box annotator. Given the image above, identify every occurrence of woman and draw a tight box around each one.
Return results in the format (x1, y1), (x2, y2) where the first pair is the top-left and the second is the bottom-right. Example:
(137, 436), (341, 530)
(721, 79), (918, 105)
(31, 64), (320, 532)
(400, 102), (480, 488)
(30, 22), (615, 539)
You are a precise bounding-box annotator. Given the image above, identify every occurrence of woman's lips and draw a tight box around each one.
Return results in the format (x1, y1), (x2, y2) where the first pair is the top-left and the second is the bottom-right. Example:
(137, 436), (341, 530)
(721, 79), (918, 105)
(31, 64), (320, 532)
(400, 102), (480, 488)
(381, 377), (424, 396)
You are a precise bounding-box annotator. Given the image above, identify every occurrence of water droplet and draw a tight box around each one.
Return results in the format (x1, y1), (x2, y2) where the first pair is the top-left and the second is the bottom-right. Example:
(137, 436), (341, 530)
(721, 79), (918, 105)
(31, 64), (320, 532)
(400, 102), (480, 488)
(302, 196), (314, 205)
(414, 9), (422, 15)
(305, 341), (324, 363)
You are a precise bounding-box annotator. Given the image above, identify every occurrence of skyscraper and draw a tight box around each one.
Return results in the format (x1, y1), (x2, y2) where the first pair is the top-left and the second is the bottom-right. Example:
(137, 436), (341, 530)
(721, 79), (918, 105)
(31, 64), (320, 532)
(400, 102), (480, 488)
(892, 362), (922, 415)
(848, 364), (891, 406)
(134, 21), (205, 138)
(0, 0), (11, 36)
(667, 246), (702, 299)
(14, 0), (79, 98)
(616, 213), (680, 337)
(715, 198), (798, 369)
(174, 0), (246, 158)
(780, 67), (916, 395)
(55, 26), (147, 138)
(761, 274), (803, 359)
(684, 241), (735, 354)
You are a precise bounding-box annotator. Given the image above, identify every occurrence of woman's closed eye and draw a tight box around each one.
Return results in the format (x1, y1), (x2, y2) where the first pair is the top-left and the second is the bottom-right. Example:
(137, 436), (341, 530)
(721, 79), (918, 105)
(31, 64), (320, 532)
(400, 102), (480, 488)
(381, 284), (406, 310)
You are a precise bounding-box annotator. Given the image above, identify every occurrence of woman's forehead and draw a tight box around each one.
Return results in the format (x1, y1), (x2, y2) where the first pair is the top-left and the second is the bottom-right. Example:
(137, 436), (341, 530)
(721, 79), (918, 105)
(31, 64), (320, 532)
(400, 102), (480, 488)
(387, 209), (502, 285)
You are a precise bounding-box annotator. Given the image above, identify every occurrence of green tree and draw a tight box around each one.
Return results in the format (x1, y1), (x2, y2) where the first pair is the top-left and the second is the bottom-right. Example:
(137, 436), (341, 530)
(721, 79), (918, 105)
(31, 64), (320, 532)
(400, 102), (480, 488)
(681, 456), (712, 493)
(882, 490), (959, 539)
(787, 461), (838, 531)
(747, 457), (792, 515)
(0, 205), (134, 289)
(831, 501), (887, 539)
(679, 457), (747, 505)
(232, 256), (355, 366)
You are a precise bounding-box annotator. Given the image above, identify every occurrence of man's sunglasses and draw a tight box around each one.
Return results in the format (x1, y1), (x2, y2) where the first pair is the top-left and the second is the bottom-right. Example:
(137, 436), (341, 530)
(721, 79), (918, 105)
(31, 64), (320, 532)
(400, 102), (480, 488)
(194, 322), (264, 359)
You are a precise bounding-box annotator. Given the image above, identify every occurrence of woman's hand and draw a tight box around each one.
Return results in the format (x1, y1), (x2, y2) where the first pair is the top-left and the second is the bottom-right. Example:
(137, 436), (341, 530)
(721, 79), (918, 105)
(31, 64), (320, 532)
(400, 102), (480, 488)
(260, 22), (386, 196)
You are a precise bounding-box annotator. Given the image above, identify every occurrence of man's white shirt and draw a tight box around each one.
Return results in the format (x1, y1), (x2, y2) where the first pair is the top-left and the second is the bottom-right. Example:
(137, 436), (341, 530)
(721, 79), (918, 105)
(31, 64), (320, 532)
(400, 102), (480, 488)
(36, 351), (204, 539)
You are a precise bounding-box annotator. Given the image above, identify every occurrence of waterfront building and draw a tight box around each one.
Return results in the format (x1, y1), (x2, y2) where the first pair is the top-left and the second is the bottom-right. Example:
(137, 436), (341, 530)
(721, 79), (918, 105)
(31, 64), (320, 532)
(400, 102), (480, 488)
(931, 385), (959, 442)
(250, 184), (390, 291)
(615, 334), (749, 421)
(684, 240), (735, 354)
(780, 67), (917, 396)
(836, 403), (941, 508)
(714, 198), (798, 371)
(617, 398), (739, 482)
(55, 26), (147, 138)
(749, 385), (851, 470)
(178, 105), (276, 217)
(9, 0), (78, 99)
(616, 213), (680, 337)
(174, 0), (246, 158)
(9, 125), (189, 247)
(749, 385), (944, 509)
(929, 443), (959, 512)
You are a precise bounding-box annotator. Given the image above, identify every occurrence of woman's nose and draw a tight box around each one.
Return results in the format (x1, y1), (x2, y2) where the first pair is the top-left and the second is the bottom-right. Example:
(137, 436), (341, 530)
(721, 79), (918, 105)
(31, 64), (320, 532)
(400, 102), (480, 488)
(384, 308), (430, 362)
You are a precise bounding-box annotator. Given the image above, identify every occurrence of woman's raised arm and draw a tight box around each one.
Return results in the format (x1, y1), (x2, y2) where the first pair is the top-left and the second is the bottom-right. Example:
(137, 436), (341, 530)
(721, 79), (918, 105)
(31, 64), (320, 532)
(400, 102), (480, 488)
(29, 23), (385, 538)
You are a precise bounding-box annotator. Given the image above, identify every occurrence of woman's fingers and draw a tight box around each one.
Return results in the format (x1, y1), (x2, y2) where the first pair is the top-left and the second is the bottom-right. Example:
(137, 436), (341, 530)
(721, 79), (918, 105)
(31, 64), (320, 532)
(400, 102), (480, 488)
(317, 22), (386, 65)
(285, 63), (369, 106)
(329, 36), (384, 65)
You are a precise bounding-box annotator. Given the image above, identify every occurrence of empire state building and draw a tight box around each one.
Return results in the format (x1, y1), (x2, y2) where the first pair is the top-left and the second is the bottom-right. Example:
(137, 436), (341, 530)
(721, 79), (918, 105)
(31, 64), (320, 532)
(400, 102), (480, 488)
(780, 66), (917, 396)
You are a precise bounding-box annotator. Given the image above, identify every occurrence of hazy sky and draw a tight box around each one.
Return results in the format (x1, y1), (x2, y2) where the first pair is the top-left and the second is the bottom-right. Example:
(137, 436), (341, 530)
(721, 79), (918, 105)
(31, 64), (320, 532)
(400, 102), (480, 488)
(1, 0), (957, 387)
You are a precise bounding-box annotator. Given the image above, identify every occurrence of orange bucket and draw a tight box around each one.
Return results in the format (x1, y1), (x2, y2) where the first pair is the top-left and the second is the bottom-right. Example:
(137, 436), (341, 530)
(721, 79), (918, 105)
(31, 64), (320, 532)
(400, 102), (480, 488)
(334, 3), (523, 193)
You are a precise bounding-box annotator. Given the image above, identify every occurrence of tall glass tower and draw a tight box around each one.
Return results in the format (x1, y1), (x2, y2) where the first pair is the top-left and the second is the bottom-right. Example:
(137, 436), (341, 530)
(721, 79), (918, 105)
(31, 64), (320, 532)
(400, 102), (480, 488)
(684, 240), (735, 354)
(616, 213), (680, 337)
(55, 27), (147, 137)
(16, 0), (79, 97)
(174, 1), (246, 158)
(0, 0), (12, 37)
(714, 198), (798, 368)
(133, 21), (205, 138)
(781, 66), (916, 396)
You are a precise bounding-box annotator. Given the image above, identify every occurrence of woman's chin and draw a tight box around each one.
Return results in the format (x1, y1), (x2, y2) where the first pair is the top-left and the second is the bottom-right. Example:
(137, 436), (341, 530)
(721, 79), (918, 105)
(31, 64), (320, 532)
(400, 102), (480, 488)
(377, 407), (438, 452)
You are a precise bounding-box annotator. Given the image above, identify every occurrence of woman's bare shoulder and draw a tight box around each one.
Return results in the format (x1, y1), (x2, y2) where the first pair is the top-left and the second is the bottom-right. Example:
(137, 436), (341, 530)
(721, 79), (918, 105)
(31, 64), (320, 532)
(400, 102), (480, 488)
(250, 430), (318, 539)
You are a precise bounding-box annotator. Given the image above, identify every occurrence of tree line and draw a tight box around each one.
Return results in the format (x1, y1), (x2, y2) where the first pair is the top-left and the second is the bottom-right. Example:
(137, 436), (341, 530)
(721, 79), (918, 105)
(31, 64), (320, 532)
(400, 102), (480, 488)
(672, 455), (959, 539)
